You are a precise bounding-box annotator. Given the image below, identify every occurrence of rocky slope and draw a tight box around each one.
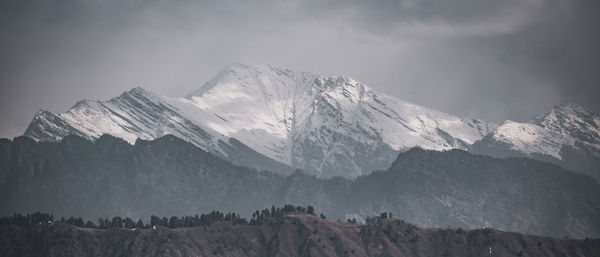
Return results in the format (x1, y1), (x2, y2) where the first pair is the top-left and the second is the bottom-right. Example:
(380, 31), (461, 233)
(472, 104), (600, 181)
(1, 135), (598, 238)
(1, 213), (599, 257)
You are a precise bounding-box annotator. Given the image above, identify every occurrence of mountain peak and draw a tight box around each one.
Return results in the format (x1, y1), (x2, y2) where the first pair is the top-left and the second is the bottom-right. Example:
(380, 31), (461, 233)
(70, 99), (98, 110)
(555, 103), (592, 112)
(472, 103), (600, 181)
(168, 64), (497, 177)
(532, 104), (596, 124)
(186, 63), (374, 100)
(118, 87), (159, 100)
(529, 104), (600, 144)
(227, 62), (273, 71)
(34, 109), (54, 117)
(24, 109), (82, 142)
(186, 63), (304, 98)
(67, 88), (158, 111)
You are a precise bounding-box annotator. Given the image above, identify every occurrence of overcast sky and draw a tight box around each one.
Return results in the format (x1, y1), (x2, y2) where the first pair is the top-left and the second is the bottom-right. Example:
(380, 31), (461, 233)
(1, 0), (599, 138)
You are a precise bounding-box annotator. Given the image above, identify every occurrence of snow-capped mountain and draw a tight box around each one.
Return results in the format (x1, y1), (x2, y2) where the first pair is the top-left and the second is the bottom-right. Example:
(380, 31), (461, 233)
(472, 104), (600, 181)
(22, 63), (497, 178)
(167, 63), (496, 177)
(24, 87), (295, 174)
(25, 88), (222, 146)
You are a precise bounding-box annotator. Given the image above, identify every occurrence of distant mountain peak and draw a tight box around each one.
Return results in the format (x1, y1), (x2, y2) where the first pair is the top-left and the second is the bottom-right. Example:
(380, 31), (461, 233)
(472, 104), (600, 181)
(532, 103), (596, 123)
(186, 63), (314, 98)
(169, 63), (497, 177)
(115, 87), (164, 103)
(25, 86), (219, 146)
(70, 99), (95, 109)
(532, 104), (600, 145)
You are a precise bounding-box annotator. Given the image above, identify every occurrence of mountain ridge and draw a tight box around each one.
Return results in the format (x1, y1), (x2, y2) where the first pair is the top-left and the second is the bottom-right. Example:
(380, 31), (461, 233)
(472, 103), (600, 181)
(2, 134), (598, 237)
(2, 213), (599, 257)
(24, 87), (296, 175)
(20, 63), (599, 179)
(23, 63), (498, 178)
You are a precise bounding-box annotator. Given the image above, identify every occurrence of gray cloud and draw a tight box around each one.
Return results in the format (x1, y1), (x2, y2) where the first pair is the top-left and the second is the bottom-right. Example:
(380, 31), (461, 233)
(1, 0), (599, 138)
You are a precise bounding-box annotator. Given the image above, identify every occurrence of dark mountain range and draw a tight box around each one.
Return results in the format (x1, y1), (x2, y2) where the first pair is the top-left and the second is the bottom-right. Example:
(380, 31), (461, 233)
(1, 213), (599, 257)
(0, 134), (599, 238)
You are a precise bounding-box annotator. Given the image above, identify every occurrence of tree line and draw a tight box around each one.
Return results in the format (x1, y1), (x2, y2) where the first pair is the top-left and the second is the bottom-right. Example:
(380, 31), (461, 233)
(0, 204), (318, 229)
(0, 207), (396, 229)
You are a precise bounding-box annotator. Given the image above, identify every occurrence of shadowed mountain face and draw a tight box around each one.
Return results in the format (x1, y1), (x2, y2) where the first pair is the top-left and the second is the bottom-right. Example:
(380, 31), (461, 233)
(1, 213), (599, 257)
(0, 135), (599, 238)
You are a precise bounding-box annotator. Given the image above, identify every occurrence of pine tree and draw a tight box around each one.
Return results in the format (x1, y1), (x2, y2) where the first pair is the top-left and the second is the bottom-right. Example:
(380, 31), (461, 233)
(85, 220), (96, 228)
(150, 215), (160, 226)
(124, 217), (135, 228)
(307, 205), (315, 215)
(136, 219), (144, 228)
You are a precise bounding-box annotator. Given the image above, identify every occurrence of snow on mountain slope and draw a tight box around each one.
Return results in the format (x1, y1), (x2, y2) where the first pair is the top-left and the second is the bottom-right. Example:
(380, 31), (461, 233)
(167, 63), (497, 177)
(26, 87), (223, 148)
(488, 121), (574, 159)
(22, 63), (497, 178)
(23, 87), (297, 174)
(533, 104), (600, 150)
(472, 104), (600, 181)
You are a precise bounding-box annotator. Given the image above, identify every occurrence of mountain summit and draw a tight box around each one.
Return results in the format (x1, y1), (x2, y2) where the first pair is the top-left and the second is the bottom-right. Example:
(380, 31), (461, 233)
(472, 104), (600, 181)
(167, 63), (496, 177)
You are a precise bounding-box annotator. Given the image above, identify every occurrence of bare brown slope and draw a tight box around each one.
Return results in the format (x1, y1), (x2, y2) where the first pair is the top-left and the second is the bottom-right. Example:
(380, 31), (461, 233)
(2, 214), (599, 257)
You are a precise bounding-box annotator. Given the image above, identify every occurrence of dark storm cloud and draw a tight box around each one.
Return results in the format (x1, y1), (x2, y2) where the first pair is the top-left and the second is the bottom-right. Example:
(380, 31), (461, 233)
(0, 0), (599, 138)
